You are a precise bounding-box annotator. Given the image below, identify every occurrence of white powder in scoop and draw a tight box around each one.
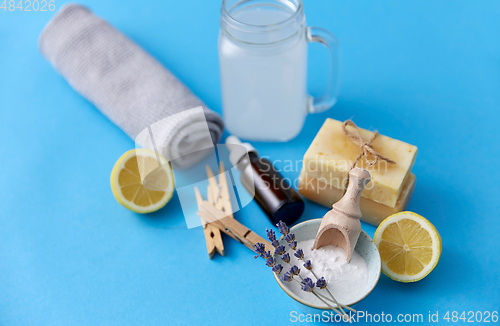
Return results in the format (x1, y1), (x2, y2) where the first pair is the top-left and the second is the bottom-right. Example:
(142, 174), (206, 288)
(283, 239), (368, 306)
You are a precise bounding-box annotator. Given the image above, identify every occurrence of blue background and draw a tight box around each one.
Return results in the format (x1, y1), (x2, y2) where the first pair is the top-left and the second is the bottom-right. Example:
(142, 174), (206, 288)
(1, 0), (499, 325)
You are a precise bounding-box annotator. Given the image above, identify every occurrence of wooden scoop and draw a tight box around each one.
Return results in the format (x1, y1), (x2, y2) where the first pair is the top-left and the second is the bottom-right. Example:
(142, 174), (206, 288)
(312, 167), (371, 262)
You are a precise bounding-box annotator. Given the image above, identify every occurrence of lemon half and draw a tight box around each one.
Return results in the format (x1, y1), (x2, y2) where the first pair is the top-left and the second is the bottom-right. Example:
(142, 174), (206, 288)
(374, 211), (441, 282)
(110, 149), (174, 213)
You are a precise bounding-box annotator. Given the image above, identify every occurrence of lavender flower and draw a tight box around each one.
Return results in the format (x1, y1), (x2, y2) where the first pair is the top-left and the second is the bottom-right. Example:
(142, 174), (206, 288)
(253, 243), (266, 259)
(316, 277), (328, 289)
(282, 253), (290, 263)
(276, 221), (290, 235)
(284, 233), (296, 243)
(272, 264), (283, 275)
(294, 248), (304, 260)
(289, 265), (300, 276)
(275, 245), (286, 255)
(300, 278), (315, 292)
(266, 228), (276, 242)
(266, 257), (277, 267)
(252, 224), (350, 319)
(282, 272), (293, 282)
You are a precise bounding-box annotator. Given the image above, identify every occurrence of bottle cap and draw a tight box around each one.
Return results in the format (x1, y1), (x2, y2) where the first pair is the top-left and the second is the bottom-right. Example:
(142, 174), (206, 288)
(225, 135), (258, 167)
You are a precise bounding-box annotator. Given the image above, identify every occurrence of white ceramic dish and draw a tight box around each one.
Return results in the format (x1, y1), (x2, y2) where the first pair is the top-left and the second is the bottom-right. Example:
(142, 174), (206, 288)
(272, 218), (381, 313)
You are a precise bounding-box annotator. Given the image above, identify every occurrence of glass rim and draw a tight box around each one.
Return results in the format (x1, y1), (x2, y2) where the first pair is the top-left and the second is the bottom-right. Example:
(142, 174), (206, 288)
(221, 0), (304, 30)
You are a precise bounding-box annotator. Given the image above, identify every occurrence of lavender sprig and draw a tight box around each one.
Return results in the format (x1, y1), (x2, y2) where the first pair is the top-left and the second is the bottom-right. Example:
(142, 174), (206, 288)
(282, 272), (293, 282)
(316, 277), (327, 289)
(290, 278), (342, 316)
(294, 248), (304, 260)
(253, 243), (271, 260)
(300, 278), (315, 292)
(253, 243), (266, 259)
(277, 228), (343, 312)
(272, 264), (283, 275)
(289, 265), (300, 276)
(310, 291), (346, 319)
(266, 228), (276, 242)
(275, 245), (286, 255)
(266, 257), (276, 267)
(276, 221), (290, 235)
(253, 221), (354, 321)
(282, 253), (290, 263)
(306, 264), (346, 316)
(284, 233), (295, 243)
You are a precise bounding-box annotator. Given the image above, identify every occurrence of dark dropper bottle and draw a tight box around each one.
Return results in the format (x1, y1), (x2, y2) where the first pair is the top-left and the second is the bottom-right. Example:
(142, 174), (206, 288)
(226, 136), (304, 226)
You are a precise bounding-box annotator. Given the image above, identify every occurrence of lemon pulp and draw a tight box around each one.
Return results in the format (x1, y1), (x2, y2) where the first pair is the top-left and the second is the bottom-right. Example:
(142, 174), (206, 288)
(374, 212), (441, 282)
(110, 149), (174, 213)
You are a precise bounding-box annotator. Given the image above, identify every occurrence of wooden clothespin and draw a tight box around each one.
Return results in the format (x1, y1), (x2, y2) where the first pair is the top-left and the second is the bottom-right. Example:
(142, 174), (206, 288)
(193, 164), (227, 259)
(194, 163), (272, 258)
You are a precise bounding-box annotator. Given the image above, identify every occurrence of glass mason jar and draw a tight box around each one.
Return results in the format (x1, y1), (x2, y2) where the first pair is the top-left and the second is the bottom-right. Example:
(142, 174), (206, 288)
(219, 0), (340, 141)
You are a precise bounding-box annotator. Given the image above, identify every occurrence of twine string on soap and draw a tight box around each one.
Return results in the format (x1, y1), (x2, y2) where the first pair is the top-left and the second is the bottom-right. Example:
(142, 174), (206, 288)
(342, 120), (396, 190)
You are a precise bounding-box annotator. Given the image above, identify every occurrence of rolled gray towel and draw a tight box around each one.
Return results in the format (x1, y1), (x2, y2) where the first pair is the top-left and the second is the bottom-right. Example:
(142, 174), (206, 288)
(39, 3), (224, 169)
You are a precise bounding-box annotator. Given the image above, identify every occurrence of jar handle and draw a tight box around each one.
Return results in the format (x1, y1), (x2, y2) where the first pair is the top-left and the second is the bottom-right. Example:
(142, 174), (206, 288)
(306, 26), (341, 113)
